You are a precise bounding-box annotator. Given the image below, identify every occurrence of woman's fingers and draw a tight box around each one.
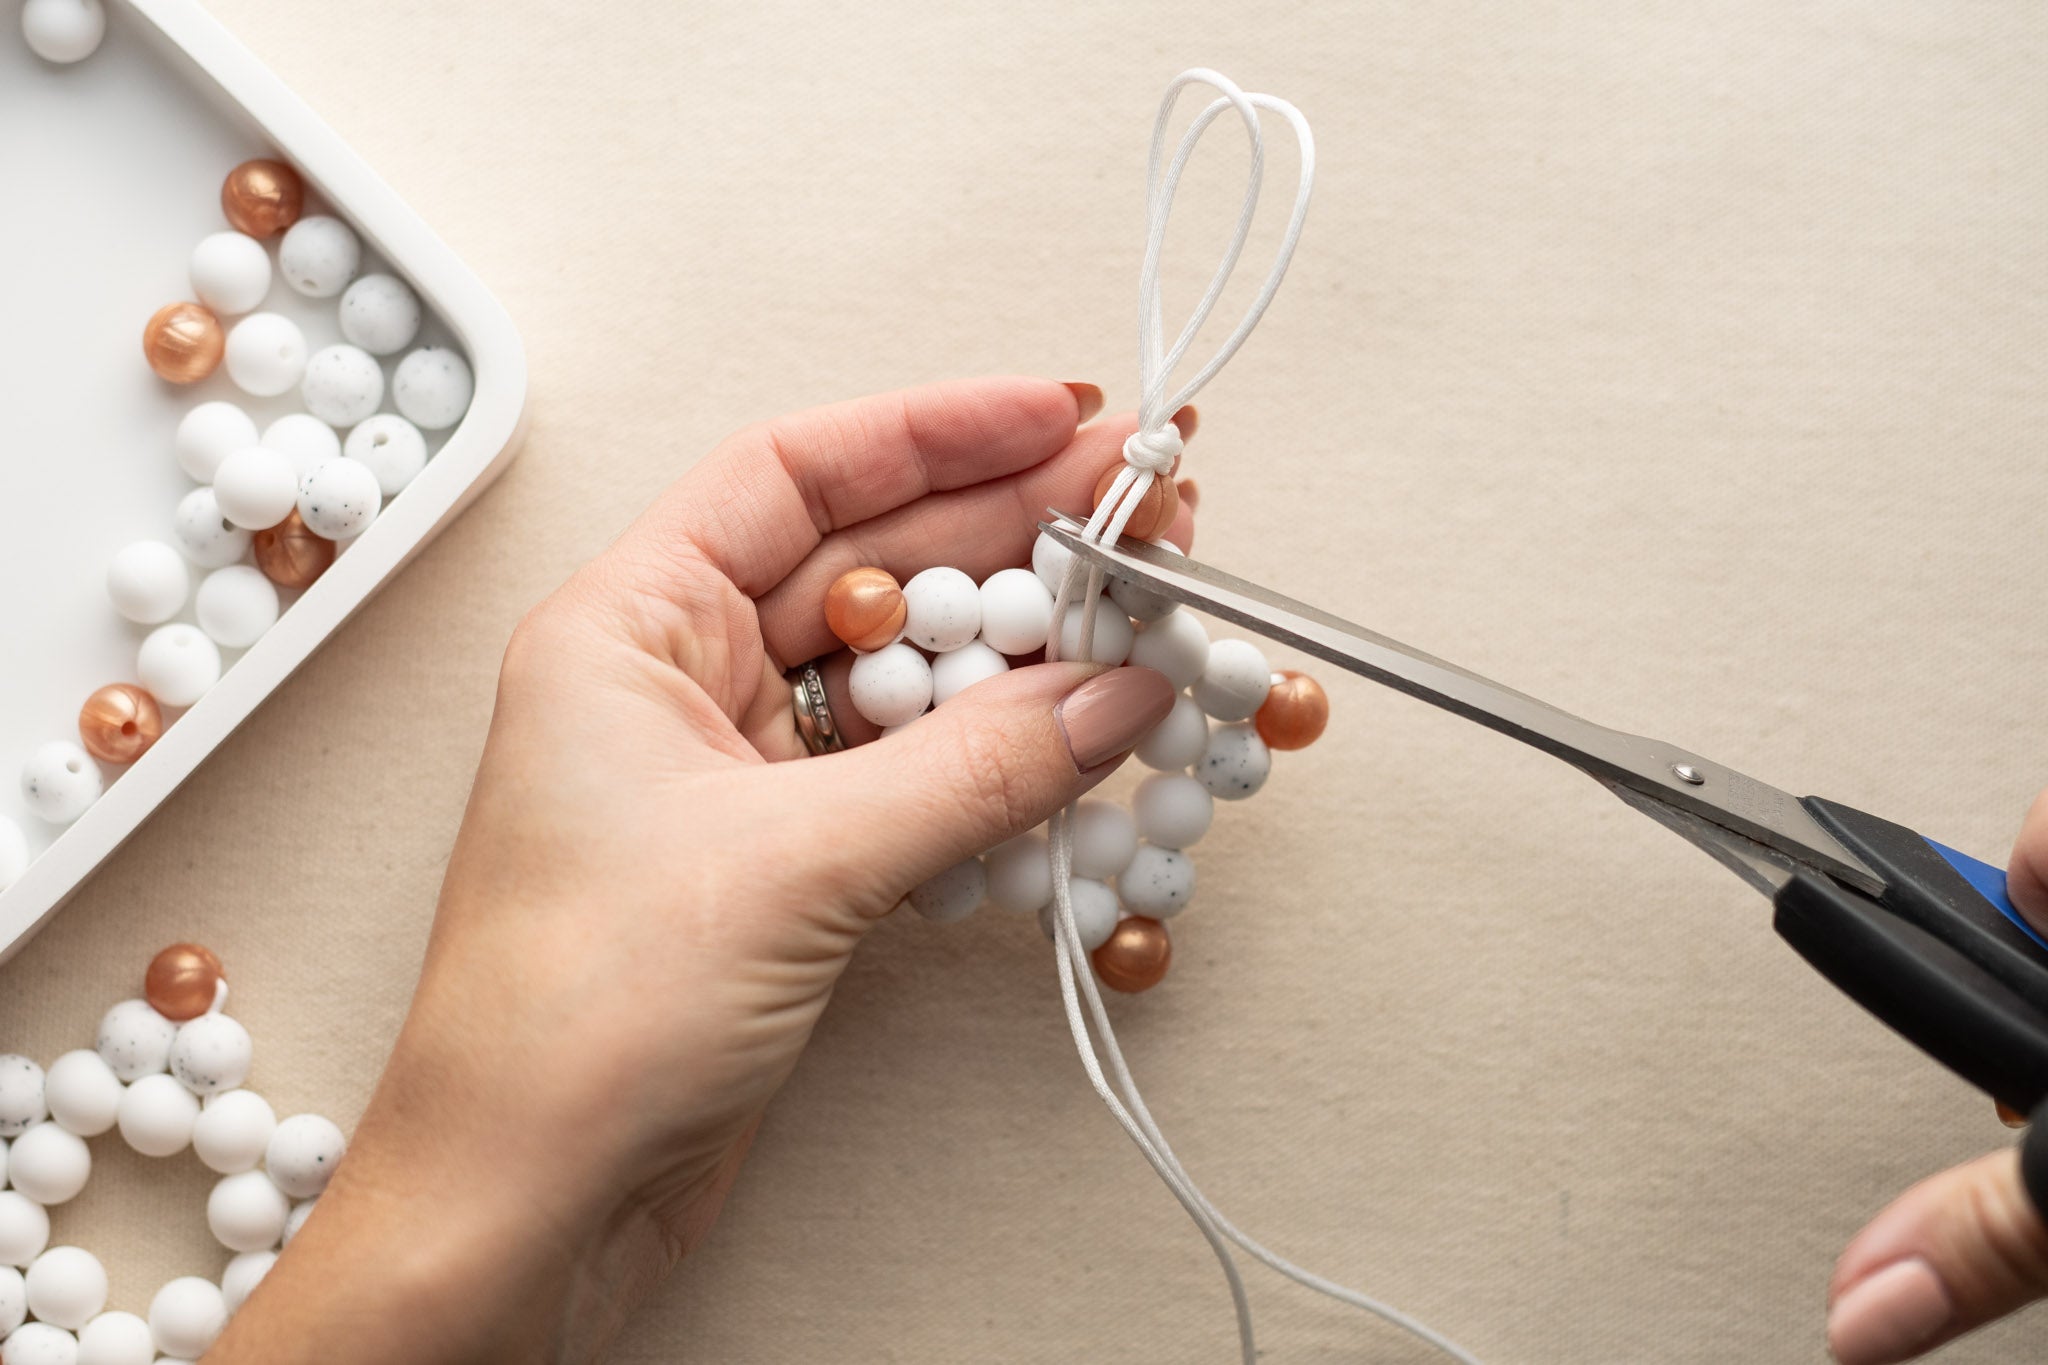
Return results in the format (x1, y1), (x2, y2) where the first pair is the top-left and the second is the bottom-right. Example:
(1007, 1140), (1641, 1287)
(2007, 788), (2048, 935)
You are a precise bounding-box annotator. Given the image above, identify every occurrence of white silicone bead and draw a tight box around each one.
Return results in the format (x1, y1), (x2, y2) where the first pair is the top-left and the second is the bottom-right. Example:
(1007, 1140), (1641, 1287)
(0, 1322), (77, 1365)
(391, 347), (473, 430)
(1105, 539), (1183, 623)
(116, 1075), (198, 1158)
(1126, 610), (1208, 690)
(24, 1248), (104, 1330)
(264, 1115), (345, 1199)
(1134, 694), (1210, 772)
(976, 568), (1055, 655)
(1030, 530), (1075, 596)
(1132, 772), (1215, 849)
(211, 447), (297, 530)
(6, 1127), (87, 1207)
(105, 542), (189, 626)
(280, 1199), (314, 1247)
(1053, 599), (1134, 666)
(337, 274), (420, 355)
(20, 0), (103, 63)
(195, 568), (278, 650)
(19, 746), (99, 826)
(846, 643), (932, 728)
(0, 1268), (20, 1336)
(295, 457), (382, 541)
(260, 414), (339, 480)
(41, 1054), (119, 1140)
(983, 832), (1053, 915)
(929, 640), (1008, 705)
(1196, 722), (1271, 801)
(146, 1278), (225, 1359)
(0, 1197), (49, 1269)
(206, 1172), (289, 1254)
(222, 314), (307, 398)
(0, 1061), (42, 1139)
(170, 489), (252, 570)
(168, 1015), (250, 1097)
(1037, 878), (1120, 952)
(1118, 844), (1197, 918)
(1191, 639), (1273, 721)
(95, 1002), (175, 1082)
(218, 1251), (274, 1314)
(187, 234), (270, 316)
(299, 345), (384, 427)
(173, 403), (258, 484)
(906, 858), (985, 924)
(136, 626), (221, 709)
(343, 414), (427, 495)
(191, 1091), (277, 1175)
(0, 819), (25, 895)
(1069, 799), (1138, 880)
(276, 216), (359, 299)
(901, 567), (980, 652)
(74, 1311), (152, 1365)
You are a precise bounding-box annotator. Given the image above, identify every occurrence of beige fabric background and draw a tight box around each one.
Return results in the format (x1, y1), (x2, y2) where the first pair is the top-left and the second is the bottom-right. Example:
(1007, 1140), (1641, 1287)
(4, 2), (2046, 1360)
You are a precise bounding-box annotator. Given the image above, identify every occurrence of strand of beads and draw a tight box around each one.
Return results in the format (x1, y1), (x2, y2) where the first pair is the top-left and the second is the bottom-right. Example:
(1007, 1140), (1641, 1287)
(0, 945), (345, 1364)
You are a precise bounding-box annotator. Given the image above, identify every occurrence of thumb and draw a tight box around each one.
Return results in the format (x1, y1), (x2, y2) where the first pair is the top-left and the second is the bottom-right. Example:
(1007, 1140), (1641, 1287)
(1827, 1144), (2048, 1363)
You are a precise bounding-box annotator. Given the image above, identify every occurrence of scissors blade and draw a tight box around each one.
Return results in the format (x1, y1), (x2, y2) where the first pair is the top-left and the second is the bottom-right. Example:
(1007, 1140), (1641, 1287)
(1040, 512), (1882, 897)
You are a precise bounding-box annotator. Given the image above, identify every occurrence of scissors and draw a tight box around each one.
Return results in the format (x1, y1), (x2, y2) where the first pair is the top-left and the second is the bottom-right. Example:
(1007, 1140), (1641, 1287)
(1040, 511), (2048, 1125)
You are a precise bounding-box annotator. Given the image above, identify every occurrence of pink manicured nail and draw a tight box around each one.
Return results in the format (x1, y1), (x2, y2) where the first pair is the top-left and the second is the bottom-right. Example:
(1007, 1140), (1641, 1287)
(1827, 1258), (1952, 1364)
(1063, 382), (1105, 424)
(1055, 667), (1174, 772)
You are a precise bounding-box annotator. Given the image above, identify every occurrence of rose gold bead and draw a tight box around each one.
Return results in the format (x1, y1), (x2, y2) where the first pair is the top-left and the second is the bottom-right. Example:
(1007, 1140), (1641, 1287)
(145, 943), (224, 1022)
(252, 508), (336, 590)
(1092, 917), (1173, 993)
(1092, 465), (1180, 542)
(142, 302), (225, 384)
(79, 684), (164, 765)
(825, 566), (907, 653)
(221, 158), (305, 239)
(1998, 1101), (2028, 1129)
(1255, 669), (1329, 751)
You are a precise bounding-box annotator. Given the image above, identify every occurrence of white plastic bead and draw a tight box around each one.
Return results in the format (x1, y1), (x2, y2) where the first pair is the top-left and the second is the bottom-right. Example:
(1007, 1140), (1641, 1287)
(146, 1278), (225, 1360)
(41, 1054), (118, 1140)
(1053, 600), (1133, 666)
(170, 489), (252, 570)
(0, 819), (25, 895)
(906, 858), (984, 924)
(211, 447), (297, 530)
(1105, 538), (1183, 623)
(20, 0), (103, 63)
(1191, 639), (1272, 721)
(901, 567), (980, 652)
(1030, 530), (1075, 596)
(0, 1061), (44, 1139)
(1196, 722), (1271, 801)
(206, 1172), (289, 1254)
(391, 347), (473, 430)
(1134, 694), (1209, 772)
(105, 542), (189, 626)
(280, 1199), (314, 1247)
(173, 403), (257, 484)
(1132, 772), (1215, 849)
(846, 643), (932, 728)
(221, 313), (307, 398)
(276, 216), (359, 299)
(218, 1251), (274, 1314)
(259, 414), (338, 481)
(0, 1197), (48, 1269)
(983, 832), (1053, 915)
(6, 1127), (87, 1207)
(19, 746), (99, 826)
(0, 1322), (77, 1365)
(191, 1091), (277, 1175)
(168, 1015), (250, 1097)
(929, 640), (1008, 705)
(1126, 610), (1208, 690)
(0, 1268), (20, 1336)
(976, 567), (1054, 655)
(343, 414), (427, 495)
(338, 274), (420, 355)
(95, 1002), (175, 1083)
(186, 234), (270, 317)
(136, 626), (221, 709)
(1119, 844), (1197, 918)
(299, 345), (384, 427)
(74, 1311), (152, 1365)
(194, 568), (278, 650)
(116, 1075), (198, 1158)
(295, 457), (382, 541)
(1069, 799), (1138, 880)
(265, 1115), (344, 1199)
(24, 1248), (104, 1330)
(1037, 878), (1120, 952)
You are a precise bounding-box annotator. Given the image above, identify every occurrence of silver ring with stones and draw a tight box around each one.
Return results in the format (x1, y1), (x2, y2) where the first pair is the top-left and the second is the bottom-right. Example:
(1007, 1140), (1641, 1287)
(792, 660), (847, 756)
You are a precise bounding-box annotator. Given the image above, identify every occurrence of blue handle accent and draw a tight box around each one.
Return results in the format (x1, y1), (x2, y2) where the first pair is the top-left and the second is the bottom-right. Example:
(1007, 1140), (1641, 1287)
(1927, 839), (2048, 953)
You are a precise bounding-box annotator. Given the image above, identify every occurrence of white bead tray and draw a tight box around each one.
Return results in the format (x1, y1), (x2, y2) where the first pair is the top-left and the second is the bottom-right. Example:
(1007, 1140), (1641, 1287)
(0, 1), (528, 958)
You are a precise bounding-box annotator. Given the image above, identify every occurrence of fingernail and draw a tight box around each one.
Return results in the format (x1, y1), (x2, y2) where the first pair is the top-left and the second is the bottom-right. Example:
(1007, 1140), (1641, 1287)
(1055, 666), (1175, 772)
(1170, 404), (1198, 439)
(1064, 382), (1105, 424)
(1827, 1258), (1952, 1365)
(1176, 477), (1200, 511)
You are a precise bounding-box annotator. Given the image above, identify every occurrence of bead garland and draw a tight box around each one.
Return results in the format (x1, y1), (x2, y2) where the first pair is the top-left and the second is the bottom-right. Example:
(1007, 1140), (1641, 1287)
(0, 944), (345, 1364)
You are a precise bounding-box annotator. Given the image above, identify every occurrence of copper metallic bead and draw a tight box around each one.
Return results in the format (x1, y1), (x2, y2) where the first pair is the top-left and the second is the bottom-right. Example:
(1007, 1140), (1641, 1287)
(1998, 1101), (2029, 1129)
(252, 508), (337, 589)
(1255, 669), (1330, 751)
(221, 158), (305, 239)
(1092, 464), (1180, 542)
(79, 684), (164, 765)
(142, 302), (225, 384)
(825, 566), (907, 653)
(145, 942), (225, 1021)
(1092, 917), (1173, 993)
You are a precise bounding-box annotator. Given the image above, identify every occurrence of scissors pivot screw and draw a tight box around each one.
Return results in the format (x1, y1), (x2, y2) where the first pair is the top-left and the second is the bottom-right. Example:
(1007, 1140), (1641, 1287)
(1672, 763), (1705, 785)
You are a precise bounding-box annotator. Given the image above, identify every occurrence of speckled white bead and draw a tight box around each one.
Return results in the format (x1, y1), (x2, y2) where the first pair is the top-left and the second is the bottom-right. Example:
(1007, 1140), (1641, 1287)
(983, 832), (1053, 915)
(1132, 772), (1214, 849)
(146, 1278), (225, 1359)
(846, 643), (932, 728)
(1030, 530), (1076, 597)
(136, 626), (221, 709)
(0, 1060), (45, 1139)
(0, 819), (26, 895)
(259, 414), (338, 481)
(276, 216), (359, 299)
(195, 567), (278, 650)
(901, 567), (980, 652)
(171, 489), (252, 571)
(299, 345), (383, 427)
(221, 314), (307, 398)
(264, 1115), (344, 1199)
(391, 347), (473, 430)
(187, 234), (270, 317)
(95, 1002), (176, 1083)
(907, 858), (985, 923)
(1190, 639), (1272, 721)
(1126, 610), (1208, 690)
(343, 414), (426, 495)
(1134, 694), (1210, 772)
(337, 274), (420, 355)
(0, 1268), (20, 1337)
(41, 1053), (119, 1140)
(1069, 799), (1138, 880)
(0, 1321), (77, 1365)
(295, 457), (381, 541)
(24, 1248), (104, 1330)
(976, 567), (1055, 655)
(1053, 599), (1134, 666)
(1118, 843), (1196, 918)
(206, 1172), (289, 1254)
(1196, 722), (1271, 801)
(280, 1199), (314, 1247)
(218, 1250), (274, 1314)
(7, 1126), (88, 1207)
(929, 640), (1008, 705)
(211, 447), (298, 530)
(167, 1015), (250, 1097)
(174, 403), (257, 484)
(74, 1310), (152, 1365)
(191, 1091), (276, 1176)
(1105, 538), (1183, 623)
(0, 1197), (48, 1272)
(19, 745), (99, 826)
(20, 0), (103, 63)
(1037, 877), (1120, 952)
(115, 1075), (198, 1158)
(105, 542), (189, 626)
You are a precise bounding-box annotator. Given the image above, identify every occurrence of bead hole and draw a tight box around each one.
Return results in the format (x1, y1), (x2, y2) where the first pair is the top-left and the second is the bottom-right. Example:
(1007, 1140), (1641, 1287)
(121, 722), (137, 737)
(65, 759), (80, 774)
